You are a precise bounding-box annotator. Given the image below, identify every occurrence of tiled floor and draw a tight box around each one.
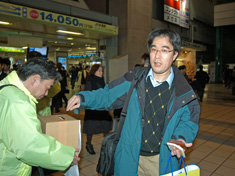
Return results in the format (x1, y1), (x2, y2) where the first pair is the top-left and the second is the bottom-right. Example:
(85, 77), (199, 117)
(51, 83), (235, 176)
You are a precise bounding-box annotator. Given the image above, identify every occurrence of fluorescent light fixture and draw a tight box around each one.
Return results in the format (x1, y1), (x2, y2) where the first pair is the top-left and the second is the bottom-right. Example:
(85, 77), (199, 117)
(0, 21), (12, 25)
(86, 47), (96, 50)
(67, 37), (73, 40)
(57, 30), (83, 35)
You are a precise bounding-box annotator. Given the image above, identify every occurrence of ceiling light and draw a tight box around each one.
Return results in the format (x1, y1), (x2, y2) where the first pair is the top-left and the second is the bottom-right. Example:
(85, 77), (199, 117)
(57, 30), (83, 35)
(86, 47), (96, 50)
(67, 38), (73, 40)
(71, 43), (74, 45)
(0, 21), (12, 25)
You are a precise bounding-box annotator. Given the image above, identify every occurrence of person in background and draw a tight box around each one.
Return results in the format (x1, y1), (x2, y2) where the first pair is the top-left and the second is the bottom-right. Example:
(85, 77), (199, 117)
(77, 63), (83, 91)
(140, 53), (150, 67)
(2, 58), (11, 75)
(223, 64), (232, 88)
(0, 58), (79, 176)
(0, 57), (7, 81)
(51, 62), (68, 113)
(178, 65), (189, 82)
(81, 65), (90, 91)
(83, 64), (112, 155)
(231, 66), (235, 95)
(70, 66), (77, 90)
(194, 65), (210, 102)
(66, 28), (200, 175)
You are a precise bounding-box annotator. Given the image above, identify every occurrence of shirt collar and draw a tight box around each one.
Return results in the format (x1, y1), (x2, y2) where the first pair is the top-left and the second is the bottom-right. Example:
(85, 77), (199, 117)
(146, 67), (174, 88)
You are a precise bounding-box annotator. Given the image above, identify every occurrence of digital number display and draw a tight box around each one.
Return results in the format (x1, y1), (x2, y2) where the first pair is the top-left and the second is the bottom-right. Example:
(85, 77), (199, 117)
(0, 1), (118, 35)
(39, 12), (83, 27)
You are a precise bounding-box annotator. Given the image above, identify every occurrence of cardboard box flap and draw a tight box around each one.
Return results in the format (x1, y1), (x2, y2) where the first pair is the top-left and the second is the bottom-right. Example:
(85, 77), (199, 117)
(39, 114), (76, 123)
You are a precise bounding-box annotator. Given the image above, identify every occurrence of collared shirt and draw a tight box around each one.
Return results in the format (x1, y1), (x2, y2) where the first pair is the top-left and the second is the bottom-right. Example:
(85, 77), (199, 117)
(146, 67), (174, 88)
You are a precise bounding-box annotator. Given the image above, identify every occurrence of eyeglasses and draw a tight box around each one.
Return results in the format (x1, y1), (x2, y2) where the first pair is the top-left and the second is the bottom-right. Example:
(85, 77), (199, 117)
(150, 48), (174, 56)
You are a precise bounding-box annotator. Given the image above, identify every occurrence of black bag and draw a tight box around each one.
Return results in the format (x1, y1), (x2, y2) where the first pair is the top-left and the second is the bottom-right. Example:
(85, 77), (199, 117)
(96, 132), (118, 176)
(96, 67), (145, 176)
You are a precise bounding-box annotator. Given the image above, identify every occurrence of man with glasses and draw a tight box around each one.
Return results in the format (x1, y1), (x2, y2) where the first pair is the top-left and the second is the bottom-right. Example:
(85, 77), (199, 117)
(67, 28), (200, 176)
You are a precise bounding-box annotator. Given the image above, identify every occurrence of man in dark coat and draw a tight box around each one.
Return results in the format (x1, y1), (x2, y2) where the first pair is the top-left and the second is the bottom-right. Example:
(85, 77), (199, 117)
(0, 57), (7, 81)
(194, 65), (210, 102)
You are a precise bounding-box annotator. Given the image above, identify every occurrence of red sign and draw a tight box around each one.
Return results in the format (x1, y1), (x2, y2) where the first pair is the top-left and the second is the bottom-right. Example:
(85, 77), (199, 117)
(30, 10), (39, 19)
(164, 0), (180, 10)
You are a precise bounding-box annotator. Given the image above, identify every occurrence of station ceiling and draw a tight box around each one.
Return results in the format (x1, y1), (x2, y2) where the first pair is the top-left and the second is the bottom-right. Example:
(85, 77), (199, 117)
(0, 7), (116, 55)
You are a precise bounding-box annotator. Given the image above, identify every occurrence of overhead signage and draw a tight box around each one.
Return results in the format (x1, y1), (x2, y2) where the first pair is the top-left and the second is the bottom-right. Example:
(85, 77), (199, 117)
(0, 47), (26, 53)
(180, 0), (189, 28)
(164, 0), (189, 29)
(0, 2), (118, 35)
(68, 54), (94, 58)
(164, 0), (180, 25)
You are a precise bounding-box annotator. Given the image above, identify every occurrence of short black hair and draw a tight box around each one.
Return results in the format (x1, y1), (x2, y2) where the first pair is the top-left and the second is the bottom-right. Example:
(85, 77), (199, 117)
(147, 28), (181, 58)
(28, 51), (44, 60)
(178, 65), (186, 70)
(199, 65), (203, 70)
(2, 58), (11, 66)
(17, 58), (62, 82)
(141, 53), (149, 61)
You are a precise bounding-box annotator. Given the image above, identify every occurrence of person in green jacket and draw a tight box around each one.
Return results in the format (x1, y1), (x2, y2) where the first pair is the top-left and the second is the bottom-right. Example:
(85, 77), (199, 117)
(0, 58), (80, 176)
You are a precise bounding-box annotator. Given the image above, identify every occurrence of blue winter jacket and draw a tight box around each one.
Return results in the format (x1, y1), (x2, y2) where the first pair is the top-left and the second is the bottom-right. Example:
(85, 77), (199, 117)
(77, 65), (200, 176)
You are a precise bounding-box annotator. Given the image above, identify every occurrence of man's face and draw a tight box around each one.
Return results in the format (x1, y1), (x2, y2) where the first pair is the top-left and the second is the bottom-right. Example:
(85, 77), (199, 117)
(149, 36), (178, 81)
(31, 77), (54, 100)
(3, 64), (10, 72)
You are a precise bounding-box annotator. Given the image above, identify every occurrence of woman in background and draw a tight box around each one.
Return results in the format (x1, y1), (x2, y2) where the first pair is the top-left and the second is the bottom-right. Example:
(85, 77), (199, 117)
(83, 64), (112, 155)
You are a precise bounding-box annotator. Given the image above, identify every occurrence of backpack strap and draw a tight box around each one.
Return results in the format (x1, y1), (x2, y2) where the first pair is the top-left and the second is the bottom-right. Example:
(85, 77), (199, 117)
(114, 67), (146, 141)
(0, 84), (16, 90)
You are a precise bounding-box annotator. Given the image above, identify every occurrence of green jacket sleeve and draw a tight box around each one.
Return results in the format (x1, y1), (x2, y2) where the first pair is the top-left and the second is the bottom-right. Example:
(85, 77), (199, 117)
(1, 92), (75, 170)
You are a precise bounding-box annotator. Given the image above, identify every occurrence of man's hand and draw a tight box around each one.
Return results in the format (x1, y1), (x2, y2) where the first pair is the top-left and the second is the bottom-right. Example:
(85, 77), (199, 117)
(71, 148), (80, 165)
(171, 139), (192, 158)
(66, 95), (81, 111)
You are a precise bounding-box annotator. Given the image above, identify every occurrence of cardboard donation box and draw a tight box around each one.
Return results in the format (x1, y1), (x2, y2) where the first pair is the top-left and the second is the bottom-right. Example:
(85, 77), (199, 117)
(39, 114), (80, 149)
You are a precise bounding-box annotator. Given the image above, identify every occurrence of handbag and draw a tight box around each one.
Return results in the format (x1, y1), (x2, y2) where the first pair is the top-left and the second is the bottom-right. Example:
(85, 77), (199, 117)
(162, 154), (200, 176)
(96, 67), (146, 176)
(96, 132), (118, 176)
